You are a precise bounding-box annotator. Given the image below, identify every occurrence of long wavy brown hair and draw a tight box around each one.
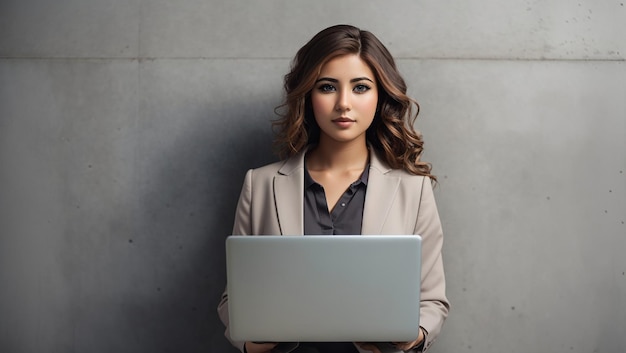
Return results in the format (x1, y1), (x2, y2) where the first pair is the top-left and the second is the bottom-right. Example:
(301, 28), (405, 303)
(273, 24), (435, 180)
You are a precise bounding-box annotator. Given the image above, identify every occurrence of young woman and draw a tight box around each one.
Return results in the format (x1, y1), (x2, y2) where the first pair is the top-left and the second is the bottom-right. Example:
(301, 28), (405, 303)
(218, 24), (449, 353)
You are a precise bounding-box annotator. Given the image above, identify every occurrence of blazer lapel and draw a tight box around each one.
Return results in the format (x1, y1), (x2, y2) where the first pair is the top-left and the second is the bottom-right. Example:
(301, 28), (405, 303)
(272, 146), (399, 235)
(361, 150), (401, 235)
(274, 150), (306, 235)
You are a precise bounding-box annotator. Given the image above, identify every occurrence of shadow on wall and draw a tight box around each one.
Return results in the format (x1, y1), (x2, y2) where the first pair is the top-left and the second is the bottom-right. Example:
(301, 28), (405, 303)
(123, 101), (276, 352)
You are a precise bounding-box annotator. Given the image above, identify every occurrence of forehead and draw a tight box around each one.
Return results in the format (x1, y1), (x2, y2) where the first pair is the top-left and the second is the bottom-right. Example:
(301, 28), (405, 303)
(317, 54), (376, 80)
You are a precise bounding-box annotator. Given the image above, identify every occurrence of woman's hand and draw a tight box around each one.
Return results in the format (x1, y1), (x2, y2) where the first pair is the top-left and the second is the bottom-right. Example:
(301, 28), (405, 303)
(358, 327), (425, 352)
(356, 342), (382, 353)
(244, 341), (278, 353)
(392, 327), (425, 351)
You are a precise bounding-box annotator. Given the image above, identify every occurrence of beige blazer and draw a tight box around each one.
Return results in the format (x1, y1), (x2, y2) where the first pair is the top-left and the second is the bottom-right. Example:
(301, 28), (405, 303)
(218, 147), (449, 353)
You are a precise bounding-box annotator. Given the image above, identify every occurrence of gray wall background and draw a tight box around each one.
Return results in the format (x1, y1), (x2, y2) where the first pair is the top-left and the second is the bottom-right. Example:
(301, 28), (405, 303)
(1, 1), (624, 352)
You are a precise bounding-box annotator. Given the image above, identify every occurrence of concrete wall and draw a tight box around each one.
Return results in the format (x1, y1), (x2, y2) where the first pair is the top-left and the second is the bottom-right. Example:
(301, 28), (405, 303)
(1, 1), (624, 352)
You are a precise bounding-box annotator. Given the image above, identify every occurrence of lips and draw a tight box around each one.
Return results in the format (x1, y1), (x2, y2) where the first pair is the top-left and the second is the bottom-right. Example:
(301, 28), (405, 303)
(332, 117), (355, 123)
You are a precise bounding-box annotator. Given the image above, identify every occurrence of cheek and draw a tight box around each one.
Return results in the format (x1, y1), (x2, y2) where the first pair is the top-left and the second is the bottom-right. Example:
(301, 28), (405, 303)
(359, 95), (379, 116)
(311, 94), (332, 116)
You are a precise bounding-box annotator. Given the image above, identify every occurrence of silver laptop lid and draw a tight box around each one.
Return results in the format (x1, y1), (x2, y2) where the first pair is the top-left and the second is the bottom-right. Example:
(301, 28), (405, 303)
(226, 235), (422, 342)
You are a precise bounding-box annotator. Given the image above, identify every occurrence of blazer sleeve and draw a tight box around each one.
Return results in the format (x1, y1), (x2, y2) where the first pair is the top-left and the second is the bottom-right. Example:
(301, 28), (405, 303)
(217, 169), (253, 352)
(414, 178), (450, 352)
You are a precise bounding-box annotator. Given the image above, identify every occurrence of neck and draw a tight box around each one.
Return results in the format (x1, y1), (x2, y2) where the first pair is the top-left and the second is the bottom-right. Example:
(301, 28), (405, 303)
(307, 137), (369, 171)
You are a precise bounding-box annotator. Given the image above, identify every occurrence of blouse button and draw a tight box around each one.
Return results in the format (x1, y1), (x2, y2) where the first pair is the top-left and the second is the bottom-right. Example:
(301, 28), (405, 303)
(341, 203), (346, 207)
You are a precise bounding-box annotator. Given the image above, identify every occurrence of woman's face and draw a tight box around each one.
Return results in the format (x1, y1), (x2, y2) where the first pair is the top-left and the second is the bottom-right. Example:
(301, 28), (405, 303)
(311, 54), (378, 146)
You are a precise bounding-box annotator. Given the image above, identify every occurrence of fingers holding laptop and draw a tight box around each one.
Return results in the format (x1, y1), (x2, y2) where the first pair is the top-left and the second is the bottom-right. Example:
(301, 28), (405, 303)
(244, 341), (278, 353)
(356, 342), (382, 353)
(392, 326), (426, 351)
(392, 341), (419, 351)
(358, 331), (424, 353)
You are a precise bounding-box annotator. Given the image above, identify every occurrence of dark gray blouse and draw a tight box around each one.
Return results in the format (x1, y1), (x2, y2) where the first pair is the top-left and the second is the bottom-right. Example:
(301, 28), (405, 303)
(303, 163), (369, 236)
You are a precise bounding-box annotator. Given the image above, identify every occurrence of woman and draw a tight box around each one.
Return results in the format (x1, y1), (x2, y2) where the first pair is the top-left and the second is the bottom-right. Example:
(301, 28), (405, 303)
(218, 24), (449, 353)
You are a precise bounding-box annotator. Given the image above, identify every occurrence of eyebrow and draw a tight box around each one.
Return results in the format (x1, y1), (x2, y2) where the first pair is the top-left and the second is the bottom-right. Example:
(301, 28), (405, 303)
(315, 77), (375, 84)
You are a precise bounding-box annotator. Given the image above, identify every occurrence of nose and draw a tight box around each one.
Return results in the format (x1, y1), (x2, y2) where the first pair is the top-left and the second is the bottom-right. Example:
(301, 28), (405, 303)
(335, 89), (351, 112)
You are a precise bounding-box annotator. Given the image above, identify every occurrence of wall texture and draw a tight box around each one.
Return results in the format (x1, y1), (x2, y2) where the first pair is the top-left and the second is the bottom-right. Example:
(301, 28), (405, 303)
(1, 1), (624, 352)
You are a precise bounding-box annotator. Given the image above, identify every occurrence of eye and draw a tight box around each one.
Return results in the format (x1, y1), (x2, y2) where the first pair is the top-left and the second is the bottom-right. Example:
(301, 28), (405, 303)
(353, 84), (371, 93)
(317, 84), (336, 93)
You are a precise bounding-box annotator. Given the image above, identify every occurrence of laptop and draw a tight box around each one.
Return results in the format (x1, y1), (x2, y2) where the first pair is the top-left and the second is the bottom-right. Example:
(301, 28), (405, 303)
(225, 235), (422, 342)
